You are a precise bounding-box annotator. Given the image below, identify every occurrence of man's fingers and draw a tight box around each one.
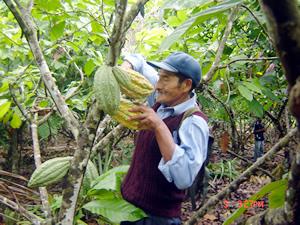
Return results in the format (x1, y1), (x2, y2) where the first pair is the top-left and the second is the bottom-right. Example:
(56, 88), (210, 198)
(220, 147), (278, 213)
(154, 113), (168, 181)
(129, 104), (148, 113)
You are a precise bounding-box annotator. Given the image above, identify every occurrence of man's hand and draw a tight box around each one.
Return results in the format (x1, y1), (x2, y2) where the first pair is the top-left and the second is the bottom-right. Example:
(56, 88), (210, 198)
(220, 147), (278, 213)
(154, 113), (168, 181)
(130, 104), (175, 161)
(121, 60), (133, 70)
(129, 105), (164, 131)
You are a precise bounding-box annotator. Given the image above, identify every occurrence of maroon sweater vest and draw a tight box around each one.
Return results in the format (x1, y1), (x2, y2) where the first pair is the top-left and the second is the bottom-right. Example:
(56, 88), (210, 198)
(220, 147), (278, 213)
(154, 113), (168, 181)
(121, 104), (207, 217)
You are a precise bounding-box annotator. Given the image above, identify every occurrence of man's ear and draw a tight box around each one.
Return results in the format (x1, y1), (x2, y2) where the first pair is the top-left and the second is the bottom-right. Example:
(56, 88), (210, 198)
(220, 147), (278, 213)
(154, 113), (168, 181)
(182, 79), (193, 92)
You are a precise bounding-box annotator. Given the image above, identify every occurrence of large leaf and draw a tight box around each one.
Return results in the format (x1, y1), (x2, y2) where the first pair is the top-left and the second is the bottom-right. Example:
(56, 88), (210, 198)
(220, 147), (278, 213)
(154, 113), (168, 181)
(268, 182), (287, 208)
(0, 101), (11, 120)
(248, 99), (264, 118)
(83, 198), (146, 223)
(159, 0), (242, 51)
(10, 112), (22, 128)
(238, 85), (253, 101)
(243, 81), (262, 94)
(50, 21), (66, 41)
(163, 0), (214, 10)
(223, 179), (287, 225)
(90, 165), (129, 192)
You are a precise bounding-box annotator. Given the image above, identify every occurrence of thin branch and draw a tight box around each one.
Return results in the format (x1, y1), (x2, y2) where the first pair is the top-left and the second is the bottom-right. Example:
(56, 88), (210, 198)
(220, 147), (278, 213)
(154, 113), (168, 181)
(218, 56), (279, 69)
(93, 115), (112, 145)
(106, 0), (127, 66)
(27, 0), (34, 13)
(0, 194), (43, 225)
(227, 149), (275, 180)
(185, 128), (297, 225)
(31, 113), (52, 223)
(203, 7), (238, 83)
(9, 84), (31, 122)
(61, 46), (85, 100)
(241, 4), (273, 44)
(99, 0), (110, 35)
(122, 0), (150, 35)
(91, 124), (126, 158)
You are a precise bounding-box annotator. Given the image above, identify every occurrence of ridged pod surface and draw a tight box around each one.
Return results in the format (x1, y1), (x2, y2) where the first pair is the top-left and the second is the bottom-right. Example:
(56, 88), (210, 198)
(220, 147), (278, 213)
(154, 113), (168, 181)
(29, 157), (99, 188)
(112, 66), (153, 100)
(111, 97), (141, 130)
(28, 156), (72, 187)
(94, 65), (120, 114)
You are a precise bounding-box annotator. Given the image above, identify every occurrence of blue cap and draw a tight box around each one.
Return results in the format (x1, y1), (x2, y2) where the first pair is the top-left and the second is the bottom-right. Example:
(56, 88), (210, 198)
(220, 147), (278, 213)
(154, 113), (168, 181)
(147, 52), (201, 87)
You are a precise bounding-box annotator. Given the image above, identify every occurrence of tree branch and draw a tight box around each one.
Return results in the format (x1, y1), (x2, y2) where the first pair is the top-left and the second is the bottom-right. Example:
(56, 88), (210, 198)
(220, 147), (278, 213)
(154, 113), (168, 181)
(241, 4), (273, 44)
(218, 56), (279, 69)
(106, 0), (127, 66)
(31, 113), (52, 224)
(185, 128), (297, 225)
(203, 7), (238, 83)
(0, 194), (43, 225)
(122, 0), (150, 35)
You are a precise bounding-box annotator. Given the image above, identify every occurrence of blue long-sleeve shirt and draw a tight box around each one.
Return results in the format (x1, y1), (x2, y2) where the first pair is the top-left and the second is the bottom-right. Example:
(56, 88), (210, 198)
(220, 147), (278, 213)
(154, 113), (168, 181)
(124, 54), (209, 189)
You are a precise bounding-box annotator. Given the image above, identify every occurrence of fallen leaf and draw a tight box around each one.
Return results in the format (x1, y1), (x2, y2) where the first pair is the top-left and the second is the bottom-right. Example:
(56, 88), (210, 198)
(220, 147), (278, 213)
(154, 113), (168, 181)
(203, 213), (217, 221)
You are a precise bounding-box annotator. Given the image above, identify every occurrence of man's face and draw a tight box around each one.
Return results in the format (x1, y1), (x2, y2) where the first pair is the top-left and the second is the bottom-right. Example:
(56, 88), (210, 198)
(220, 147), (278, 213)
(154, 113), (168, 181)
(155, 69), (192, 106)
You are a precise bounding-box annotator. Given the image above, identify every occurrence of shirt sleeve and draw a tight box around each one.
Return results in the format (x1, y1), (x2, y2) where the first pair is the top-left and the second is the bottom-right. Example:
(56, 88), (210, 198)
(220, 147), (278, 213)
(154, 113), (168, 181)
(158, 115), (209, 190)
(123, 54), (158, 107)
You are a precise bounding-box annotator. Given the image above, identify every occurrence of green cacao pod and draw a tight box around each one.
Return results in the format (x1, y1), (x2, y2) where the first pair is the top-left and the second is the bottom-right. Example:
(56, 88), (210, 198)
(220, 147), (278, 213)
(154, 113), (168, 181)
(111, 97), (141, 130)
(112, 66), (153, 100)
(28, 156), (72, 187)
(94, 65), (120, 114)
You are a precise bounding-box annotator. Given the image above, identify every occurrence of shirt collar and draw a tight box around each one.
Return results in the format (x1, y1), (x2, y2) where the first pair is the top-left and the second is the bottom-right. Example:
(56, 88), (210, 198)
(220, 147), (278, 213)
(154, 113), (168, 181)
(157, 92), (197, 116)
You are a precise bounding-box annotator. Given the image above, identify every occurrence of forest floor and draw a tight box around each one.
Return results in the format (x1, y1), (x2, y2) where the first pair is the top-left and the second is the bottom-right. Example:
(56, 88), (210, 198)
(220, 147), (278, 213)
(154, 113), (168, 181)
(0, 131), (289, 225)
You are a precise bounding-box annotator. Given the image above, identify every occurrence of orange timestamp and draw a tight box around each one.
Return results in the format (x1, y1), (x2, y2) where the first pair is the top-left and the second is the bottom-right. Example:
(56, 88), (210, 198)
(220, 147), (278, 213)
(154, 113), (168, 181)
(223, 200), (265, 209)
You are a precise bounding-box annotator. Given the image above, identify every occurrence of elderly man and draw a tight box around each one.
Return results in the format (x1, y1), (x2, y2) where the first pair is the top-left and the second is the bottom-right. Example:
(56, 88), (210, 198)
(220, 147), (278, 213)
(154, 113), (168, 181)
(121, 52), (209, 225)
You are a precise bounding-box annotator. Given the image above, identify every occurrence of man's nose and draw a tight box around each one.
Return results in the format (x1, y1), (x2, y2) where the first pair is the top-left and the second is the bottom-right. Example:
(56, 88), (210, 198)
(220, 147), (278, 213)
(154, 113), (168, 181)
(155, 79), (163, 90)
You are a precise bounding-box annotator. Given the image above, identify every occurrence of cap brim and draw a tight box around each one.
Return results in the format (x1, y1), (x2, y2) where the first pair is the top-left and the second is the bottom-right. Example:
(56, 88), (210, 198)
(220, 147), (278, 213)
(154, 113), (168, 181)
(147, 61), (178, 73)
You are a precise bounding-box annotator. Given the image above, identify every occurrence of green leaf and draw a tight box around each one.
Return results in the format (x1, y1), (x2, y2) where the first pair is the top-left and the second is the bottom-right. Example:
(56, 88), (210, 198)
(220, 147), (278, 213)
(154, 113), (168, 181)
(0, 81), (9, 93)
(50, 21), (66, 41)
(243, 81), (262, 94)
(159, 0), (242, 51)
(248, 99), (264, 118)
(91, 21), (103, 33)
(83, 198), (146, 223)
(163, 0), (214, 10)
(39, 100), (49, 108)
(223, 179), (287, 225)
(84, 59), (96, 76)
(90, 165), (129, 192)
(268, 182), (287, 208)
(35, 0), (62, 11)
(10, 112), (22, 128)
(0, 101), (11, 120)
(238, 85), (253, 101)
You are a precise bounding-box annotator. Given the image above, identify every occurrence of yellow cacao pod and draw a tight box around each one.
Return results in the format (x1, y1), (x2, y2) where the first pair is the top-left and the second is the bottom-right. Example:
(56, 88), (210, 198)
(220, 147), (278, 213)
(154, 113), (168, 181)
(112, 66), (153, 100)
(111, 97), (141, 130)
(94, 65), (120, 114)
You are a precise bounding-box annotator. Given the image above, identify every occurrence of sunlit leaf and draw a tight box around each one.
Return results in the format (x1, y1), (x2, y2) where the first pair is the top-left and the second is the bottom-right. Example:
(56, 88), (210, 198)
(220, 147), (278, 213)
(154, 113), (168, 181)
(83, 198), (146, 223)
(268, 182), (287, 208)
(84, 59), (96, 76)
(10, 112), (22, 128)
(159, 0), (242, 51)
(163, 0), (214, 10)
(0, 101), (11, 120)
(50, 21), (66, 41)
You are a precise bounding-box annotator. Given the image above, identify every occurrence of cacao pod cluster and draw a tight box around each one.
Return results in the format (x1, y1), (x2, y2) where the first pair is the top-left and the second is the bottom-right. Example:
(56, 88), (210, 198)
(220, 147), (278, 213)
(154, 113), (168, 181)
(93, 65), (154, 130)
